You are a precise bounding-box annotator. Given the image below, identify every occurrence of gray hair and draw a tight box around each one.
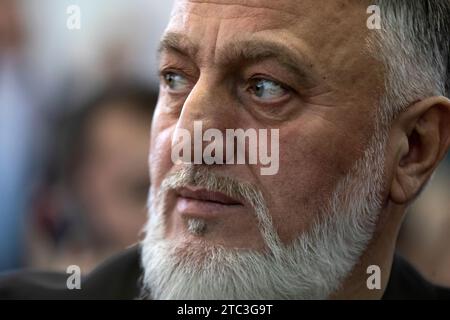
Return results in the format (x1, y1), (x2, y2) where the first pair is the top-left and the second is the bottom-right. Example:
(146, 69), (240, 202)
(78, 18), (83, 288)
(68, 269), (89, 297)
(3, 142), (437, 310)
(370, 0), (449, 124)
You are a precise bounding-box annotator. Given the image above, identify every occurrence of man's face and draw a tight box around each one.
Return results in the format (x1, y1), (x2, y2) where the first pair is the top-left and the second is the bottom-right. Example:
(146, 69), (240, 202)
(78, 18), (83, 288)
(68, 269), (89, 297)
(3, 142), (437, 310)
(149, 0), (383, 250)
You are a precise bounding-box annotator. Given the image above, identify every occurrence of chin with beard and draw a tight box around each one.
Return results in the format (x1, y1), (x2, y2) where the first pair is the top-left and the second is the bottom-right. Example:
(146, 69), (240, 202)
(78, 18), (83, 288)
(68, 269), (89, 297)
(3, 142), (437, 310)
(140, 124), (387, 300)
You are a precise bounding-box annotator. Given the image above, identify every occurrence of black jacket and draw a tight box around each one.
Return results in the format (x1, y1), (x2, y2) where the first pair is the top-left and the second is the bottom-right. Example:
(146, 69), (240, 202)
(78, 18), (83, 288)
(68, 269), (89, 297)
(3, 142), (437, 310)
(0, 246), (449, 299)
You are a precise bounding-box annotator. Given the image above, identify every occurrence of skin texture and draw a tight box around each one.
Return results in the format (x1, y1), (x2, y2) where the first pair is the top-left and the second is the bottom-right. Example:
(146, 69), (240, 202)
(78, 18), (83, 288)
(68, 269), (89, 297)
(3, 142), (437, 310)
(149, 0), (450, 298)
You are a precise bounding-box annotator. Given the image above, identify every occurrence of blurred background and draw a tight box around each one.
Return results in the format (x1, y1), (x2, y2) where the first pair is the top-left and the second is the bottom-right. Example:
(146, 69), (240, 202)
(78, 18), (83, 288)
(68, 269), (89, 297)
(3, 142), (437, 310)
(0, 0), (449, 287)
(0, 0), (172, 273)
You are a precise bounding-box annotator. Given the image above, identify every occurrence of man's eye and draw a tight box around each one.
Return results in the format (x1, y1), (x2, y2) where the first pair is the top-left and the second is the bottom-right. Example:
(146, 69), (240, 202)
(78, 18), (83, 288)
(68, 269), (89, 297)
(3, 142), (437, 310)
(248, 78), (289, 101)
(162, 72), (189, 91)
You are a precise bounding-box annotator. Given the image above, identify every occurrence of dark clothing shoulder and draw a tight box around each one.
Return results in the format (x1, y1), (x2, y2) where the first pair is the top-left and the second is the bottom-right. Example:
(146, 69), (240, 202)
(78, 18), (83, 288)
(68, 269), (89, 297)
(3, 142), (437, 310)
(0, 248), (449, 299)
(0, 246), (142, 299)
(383, 253), (450, 300)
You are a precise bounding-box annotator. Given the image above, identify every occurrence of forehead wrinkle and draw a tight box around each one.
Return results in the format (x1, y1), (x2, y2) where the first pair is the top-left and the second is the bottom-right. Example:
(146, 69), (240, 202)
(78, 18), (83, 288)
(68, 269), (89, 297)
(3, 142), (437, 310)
(182, 0), (301, 19)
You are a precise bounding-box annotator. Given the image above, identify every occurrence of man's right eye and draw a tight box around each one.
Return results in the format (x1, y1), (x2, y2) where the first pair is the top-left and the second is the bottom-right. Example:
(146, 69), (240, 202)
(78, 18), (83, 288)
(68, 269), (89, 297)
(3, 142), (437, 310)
(161, 72), (189, 92)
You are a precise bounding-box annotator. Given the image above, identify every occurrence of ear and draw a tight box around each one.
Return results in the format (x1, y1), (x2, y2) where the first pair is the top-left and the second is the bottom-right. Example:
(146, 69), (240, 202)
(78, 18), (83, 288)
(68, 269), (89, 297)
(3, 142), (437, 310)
(390, 96), (450, 204)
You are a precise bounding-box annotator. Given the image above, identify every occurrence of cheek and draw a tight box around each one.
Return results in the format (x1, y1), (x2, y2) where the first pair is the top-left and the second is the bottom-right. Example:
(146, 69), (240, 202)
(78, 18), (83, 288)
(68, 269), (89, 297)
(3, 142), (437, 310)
(149, 113), (177, 189)
(262, 121), (361, 244)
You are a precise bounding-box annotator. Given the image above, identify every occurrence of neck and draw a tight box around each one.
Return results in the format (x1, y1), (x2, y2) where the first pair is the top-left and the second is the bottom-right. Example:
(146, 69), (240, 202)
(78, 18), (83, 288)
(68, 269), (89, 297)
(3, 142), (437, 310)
(330, 202), (406, 299)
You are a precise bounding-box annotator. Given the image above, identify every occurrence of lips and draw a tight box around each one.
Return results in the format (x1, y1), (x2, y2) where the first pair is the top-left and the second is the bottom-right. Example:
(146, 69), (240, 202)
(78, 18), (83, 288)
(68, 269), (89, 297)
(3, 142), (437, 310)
(176, 187), (242, 206)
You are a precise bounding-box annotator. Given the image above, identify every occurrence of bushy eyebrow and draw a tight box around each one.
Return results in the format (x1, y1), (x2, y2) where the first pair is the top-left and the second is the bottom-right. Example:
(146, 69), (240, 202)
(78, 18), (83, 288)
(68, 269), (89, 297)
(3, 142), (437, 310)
(158, 32), (199, 58)
(218, 39), (318, 87)
(158, 32), (319, 87)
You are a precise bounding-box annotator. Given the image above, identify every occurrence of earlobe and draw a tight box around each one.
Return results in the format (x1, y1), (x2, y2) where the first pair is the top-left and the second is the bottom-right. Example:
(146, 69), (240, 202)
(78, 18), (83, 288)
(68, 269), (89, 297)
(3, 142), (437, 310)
(389, 96), (450, 205)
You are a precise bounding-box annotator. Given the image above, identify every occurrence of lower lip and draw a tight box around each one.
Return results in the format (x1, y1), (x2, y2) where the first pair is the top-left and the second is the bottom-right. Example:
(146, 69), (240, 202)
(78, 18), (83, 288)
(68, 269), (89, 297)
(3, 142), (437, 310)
(176, 196), (244, 218)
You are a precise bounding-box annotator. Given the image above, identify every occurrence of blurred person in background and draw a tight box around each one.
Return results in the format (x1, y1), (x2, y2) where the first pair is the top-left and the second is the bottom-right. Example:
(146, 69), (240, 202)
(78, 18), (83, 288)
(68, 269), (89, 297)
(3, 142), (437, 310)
(26, 84), (157, 273)
(0, 0), (45, 271)
(0, 0), (170, 273)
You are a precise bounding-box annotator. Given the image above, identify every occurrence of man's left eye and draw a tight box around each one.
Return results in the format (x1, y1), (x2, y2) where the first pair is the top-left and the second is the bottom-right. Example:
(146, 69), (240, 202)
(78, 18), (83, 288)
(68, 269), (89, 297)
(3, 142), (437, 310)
(248, 78), (289, 101)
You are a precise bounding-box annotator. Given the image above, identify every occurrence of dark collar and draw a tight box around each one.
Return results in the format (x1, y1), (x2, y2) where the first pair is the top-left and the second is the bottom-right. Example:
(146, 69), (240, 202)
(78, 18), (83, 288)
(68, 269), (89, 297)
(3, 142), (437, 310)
(382, 254), (450, 300)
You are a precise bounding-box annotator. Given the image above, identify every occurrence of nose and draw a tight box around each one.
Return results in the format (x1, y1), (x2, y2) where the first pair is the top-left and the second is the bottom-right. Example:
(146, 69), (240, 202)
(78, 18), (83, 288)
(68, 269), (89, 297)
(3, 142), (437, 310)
(172, 75), (238, 165)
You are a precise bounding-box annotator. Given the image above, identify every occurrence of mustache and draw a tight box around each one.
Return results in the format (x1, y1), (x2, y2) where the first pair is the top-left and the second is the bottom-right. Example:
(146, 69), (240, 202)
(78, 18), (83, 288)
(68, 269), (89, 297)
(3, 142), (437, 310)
(160, 165), (266, 211)
(150, 165), (282, 252)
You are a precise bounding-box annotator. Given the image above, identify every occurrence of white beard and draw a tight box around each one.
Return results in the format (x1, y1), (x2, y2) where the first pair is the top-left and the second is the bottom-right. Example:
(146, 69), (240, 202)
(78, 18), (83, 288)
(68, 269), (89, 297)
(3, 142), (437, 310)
(140, 126), (387, 300)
